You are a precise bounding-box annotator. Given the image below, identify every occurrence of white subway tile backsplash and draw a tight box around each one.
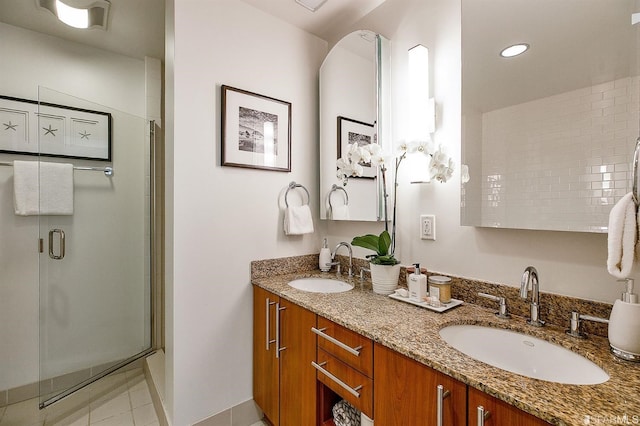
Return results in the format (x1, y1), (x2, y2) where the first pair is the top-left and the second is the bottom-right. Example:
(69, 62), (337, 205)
(480, 76), (638, 231)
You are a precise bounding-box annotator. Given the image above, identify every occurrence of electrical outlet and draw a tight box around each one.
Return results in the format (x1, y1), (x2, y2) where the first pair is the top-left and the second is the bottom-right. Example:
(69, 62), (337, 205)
(420, 215), (436, 240)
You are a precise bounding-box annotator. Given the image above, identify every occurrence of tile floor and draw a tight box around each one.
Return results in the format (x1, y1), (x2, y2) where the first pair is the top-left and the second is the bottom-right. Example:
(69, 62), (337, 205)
(0, 368), (158, 426)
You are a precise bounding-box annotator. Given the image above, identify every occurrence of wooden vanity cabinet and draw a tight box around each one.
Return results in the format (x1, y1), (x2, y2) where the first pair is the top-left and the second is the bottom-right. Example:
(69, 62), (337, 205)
(314, 317), (374, 421)
(253, 286), (316, 425)
(468, 387), (550, 426)
(254, 291), (551, 425)
(374, 343), (467, 426)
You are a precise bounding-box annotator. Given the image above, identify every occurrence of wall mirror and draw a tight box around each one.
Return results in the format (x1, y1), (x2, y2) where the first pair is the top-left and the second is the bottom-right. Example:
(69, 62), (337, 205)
(319, 30), (391, 222)
(461, 0), (640, 233)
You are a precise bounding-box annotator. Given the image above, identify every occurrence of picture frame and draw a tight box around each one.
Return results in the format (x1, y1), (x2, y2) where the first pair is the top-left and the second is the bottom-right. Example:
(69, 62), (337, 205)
(0, 95), (112, 161)
(221, 85), (291, 172)
(337, 116), (376, 179)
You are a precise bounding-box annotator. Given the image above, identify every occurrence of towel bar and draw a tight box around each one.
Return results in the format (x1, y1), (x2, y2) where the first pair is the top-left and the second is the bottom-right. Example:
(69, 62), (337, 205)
(284, 181), (310, 207)
(0, 161), (113, 176)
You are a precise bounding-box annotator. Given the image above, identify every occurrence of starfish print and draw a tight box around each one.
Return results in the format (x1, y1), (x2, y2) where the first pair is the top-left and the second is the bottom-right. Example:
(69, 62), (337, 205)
(79, 130), (91, 140)
(3, 121), (17, 131)
(42, 124), (58, 136)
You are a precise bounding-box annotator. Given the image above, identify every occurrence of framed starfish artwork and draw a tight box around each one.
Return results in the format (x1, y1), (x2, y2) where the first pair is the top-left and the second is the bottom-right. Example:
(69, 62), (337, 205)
(0, 95), (112, 161)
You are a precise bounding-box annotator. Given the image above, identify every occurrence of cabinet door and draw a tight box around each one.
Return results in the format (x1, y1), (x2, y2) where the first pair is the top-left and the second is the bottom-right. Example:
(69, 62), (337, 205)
(279, 298), (317, 426)
(253, 286), (279, 425)
(468, 387), (550, 426)
(374, 343), (466, 426)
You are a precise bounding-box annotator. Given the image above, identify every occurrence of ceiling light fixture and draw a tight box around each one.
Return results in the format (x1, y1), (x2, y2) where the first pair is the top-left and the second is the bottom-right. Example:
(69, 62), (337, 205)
(36, 0), (110, 30)
(500, 43), (529, 58)
(295, 0), (328, 12)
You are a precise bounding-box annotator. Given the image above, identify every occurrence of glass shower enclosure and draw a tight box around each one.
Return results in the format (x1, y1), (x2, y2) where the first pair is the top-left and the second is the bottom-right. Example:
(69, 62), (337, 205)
(36, 88), (154, 408)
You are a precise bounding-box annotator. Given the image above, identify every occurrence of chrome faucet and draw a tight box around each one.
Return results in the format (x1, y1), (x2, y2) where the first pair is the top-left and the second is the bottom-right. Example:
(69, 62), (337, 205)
(520, 266), (544, 327)
(329, 242), (353, 277)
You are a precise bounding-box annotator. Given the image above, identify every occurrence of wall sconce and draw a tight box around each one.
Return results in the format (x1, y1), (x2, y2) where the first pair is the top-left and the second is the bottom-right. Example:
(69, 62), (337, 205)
(37, 0), (110, 30)
(408, 44), (436, 184)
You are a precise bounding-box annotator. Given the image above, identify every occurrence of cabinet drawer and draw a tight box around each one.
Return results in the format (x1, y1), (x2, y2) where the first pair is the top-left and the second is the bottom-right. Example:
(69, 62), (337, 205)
(315, 317), (373, 377)
(315, 349), (373, 419)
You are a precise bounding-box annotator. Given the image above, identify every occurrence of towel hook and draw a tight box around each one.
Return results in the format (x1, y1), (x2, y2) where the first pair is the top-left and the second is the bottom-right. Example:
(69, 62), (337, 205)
(328, 184), (349, 211)
(284, 181), (310, 207)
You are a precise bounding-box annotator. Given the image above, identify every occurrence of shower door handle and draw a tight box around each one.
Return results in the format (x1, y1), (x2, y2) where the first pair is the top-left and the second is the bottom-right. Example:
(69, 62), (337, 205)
(48, 229), (65, 260)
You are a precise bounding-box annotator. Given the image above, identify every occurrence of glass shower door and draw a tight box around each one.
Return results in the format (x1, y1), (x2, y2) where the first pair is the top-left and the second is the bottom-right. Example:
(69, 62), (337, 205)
(37, 88), (153, 408)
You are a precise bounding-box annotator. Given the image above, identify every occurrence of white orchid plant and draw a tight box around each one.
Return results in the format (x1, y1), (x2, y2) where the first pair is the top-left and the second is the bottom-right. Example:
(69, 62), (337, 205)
(336, 140), (457, 263)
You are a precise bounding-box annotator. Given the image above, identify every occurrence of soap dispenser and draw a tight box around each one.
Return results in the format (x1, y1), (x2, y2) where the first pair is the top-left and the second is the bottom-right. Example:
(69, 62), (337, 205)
(409, 263), (427, 302)
(319, 238), (331, 272)
(608, 278), (640, 362)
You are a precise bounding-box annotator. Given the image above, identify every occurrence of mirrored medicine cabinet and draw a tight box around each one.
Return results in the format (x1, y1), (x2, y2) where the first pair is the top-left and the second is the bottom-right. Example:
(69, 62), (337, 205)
(319, 29), (391, 222)
(461, 0), (640, 233)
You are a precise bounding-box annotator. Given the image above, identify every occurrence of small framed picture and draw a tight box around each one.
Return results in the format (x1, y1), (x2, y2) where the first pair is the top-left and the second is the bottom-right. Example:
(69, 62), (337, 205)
(337, 116), (376, 178)
(221, 85), (291, 172)
(0, 95), (112, 161)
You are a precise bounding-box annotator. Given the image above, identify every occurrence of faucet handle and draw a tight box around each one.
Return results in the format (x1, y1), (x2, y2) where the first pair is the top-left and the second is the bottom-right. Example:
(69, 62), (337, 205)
(478, 293), (511, 319)
(566, 311), (609, 339)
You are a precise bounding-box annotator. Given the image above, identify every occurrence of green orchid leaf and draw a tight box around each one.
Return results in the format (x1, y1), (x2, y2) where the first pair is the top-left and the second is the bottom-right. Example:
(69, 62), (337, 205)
(378, 230), (391, 256)
(351, 234), (382, 254)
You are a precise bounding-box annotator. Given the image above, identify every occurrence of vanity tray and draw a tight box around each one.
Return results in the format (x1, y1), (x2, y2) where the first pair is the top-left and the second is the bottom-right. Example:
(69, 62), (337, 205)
(388, 293), (464, 313)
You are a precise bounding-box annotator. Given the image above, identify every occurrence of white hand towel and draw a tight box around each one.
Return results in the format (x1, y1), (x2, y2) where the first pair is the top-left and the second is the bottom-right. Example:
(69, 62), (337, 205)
(14, 160), (74, 216)
(284, 204), (314, 235)
(331, 205), (350, 220)
(607, 192), (637, 278)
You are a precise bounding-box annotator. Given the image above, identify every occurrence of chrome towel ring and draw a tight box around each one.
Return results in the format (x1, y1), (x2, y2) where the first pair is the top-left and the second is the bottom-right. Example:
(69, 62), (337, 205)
(284, 181), (310, 207)
(328, 184), (349, 210)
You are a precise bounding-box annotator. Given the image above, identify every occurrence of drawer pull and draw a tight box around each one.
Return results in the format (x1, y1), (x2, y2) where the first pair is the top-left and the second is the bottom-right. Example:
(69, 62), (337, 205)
(477, 405), (491, 426)
(312, 327), (362, 356)
(311, 361), (362, 398)
(436, 384), (451, 426)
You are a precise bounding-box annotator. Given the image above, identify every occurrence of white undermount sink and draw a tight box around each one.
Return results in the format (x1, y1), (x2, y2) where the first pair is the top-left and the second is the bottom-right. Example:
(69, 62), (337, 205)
(288, 277), (354, 294)
(439, 324), (609, 385)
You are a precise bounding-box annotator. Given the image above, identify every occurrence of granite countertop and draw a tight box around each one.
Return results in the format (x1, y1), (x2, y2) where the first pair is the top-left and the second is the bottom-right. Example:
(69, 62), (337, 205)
(252, 270), (640, 426)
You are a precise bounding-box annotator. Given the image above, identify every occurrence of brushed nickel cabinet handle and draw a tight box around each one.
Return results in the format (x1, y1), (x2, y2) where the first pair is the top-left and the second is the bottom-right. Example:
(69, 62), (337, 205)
(275, 304), (286, 358)
(311, 327), (362, 356)
(311, 361), (362, 398)
(477, 405), (491, 426)
(436, 384), (451, 426)
(265, 298), (276, 350)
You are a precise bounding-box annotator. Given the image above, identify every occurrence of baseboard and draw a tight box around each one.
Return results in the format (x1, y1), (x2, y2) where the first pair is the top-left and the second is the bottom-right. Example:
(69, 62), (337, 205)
(145, 349), (171, 426)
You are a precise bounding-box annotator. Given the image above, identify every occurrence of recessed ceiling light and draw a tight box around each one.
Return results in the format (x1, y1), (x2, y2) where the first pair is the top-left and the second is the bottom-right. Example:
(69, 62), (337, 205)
(295, 0), (328, 12)
(500, 43), (529, 58)
(36, 0), (110, 30)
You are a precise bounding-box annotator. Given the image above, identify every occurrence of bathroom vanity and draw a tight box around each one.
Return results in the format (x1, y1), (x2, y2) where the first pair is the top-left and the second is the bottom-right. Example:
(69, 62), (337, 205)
(251, 256), (640, 425)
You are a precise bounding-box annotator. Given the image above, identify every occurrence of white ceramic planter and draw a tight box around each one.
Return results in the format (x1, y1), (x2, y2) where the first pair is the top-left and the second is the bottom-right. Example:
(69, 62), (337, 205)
(370, 263), (401, 295)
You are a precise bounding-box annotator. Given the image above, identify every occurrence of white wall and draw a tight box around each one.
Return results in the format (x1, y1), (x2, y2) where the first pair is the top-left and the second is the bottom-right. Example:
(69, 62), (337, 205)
(0, 23), (148, 391)
(326, 0), (632, 304)
(168, 1), (327, 424)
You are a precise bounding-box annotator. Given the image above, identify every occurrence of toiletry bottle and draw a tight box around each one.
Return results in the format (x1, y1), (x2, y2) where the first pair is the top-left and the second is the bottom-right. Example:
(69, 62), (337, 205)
(608, 278), (640, 361)
(319, 238), (331, 272)
(409, 263), (427, 302)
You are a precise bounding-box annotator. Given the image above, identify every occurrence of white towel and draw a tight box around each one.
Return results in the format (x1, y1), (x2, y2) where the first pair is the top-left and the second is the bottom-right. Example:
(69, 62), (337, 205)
(607, 192), (637, 278)
(284, 204), (314, 235)
(14, 160), (74, 216)
(331, 205), (350, 220)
